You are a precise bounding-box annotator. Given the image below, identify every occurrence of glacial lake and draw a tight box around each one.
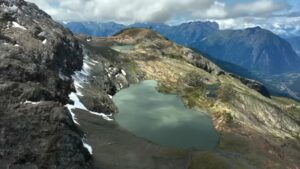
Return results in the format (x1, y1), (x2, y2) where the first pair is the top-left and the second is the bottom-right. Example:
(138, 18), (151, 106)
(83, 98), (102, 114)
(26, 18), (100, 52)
(113, 80), (219, 150)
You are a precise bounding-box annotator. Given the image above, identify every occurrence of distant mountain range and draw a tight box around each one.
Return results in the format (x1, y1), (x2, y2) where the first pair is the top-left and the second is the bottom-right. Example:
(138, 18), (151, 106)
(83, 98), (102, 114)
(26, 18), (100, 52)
(196, 27), (300, 75)
(64, 21), (125, 37)
(64, 21), (300, 75)
(63, 21), (300, 100)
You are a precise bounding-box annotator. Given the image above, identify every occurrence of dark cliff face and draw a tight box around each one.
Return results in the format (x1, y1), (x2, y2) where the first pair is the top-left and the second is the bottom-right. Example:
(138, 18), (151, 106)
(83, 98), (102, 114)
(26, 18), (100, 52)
(0, 0), (93, 168)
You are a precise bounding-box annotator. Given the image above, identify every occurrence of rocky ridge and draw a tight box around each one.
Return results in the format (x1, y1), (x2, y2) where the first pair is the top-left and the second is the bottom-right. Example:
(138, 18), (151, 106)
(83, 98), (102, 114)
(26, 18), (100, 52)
(0, 0), (93, 168)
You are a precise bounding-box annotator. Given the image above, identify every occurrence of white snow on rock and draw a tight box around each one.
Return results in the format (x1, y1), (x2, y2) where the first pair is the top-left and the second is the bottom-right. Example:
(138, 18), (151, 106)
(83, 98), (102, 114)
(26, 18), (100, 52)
(82, 138), (93, 154)
(73, 80), (84, 89)
(65, 93), (81, 125)
(66, 92), (113, 121)
(12, 22), (27, 30)
(91, 59), (99, 64)
(23, 100), (41, 105)
(68, 92), (87, 110)
(42, 39), (47, 45)
(121, 69), (127, 76)
(89, 111), (113, 121)
(85, 60), (96, 66)
(66, 47), (113, 121)
(14, 44), (20, 47)
(83, 62), (91, 72)
(66, 105), (80, 125)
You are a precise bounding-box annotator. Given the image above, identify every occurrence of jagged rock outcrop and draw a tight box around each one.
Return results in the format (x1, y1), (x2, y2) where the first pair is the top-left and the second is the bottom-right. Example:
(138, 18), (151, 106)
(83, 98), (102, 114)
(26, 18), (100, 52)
(0, 0), (93, 168)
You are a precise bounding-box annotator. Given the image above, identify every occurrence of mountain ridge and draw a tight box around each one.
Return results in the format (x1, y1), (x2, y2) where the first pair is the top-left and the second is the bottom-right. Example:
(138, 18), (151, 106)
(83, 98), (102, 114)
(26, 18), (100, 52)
(63, 21), (300, 101)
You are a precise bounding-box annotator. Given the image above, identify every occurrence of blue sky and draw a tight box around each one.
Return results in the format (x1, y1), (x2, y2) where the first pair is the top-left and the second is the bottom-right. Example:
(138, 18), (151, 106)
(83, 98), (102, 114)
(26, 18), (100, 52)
(28, 0), (300, 36)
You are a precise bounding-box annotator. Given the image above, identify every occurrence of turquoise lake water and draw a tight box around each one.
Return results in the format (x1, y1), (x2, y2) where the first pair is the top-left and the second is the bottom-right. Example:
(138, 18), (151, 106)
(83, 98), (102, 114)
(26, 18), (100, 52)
(113, 80), (219, 150)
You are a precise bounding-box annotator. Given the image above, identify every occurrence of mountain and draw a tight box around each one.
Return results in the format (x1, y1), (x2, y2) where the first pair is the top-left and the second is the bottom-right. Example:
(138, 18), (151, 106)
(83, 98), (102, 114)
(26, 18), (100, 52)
(130, 21), (219, 46)
(287, 36), (300, 55)
(2, 1), (300, 168)
(64, 22), (300, 76)
(64, 21), (125, 37)
(196, 27), (300, 75)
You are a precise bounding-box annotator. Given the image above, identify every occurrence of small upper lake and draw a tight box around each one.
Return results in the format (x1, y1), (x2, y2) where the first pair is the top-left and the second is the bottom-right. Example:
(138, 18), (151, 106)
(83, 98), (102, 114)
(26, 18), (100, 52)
(113, 80), (219, 150)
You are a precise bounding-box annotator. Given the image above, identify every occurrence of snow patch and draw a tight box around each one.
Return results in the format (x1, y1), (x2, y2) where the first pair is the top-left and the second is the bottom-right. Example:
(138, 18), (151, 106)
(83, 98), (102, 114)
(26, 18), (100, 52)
(14, 44), (20, 47)
(42, 39), (47, 45)
(83, 62), (92, 72)
(91, 59), (99, 64)
(74, 80), (84, 89)
(89, 111), (113, 121)
(82, 138), (93, 154)
(66, 104), (80, 125)
(108, 94), (113, 99)
(67, 92), (113, 121)
(66, 46), (113, 125)
(23, 100), (41, 105)
(12, 22), (27, 30)
(121, 69), (127, 76)
(85, 60), (96, 66)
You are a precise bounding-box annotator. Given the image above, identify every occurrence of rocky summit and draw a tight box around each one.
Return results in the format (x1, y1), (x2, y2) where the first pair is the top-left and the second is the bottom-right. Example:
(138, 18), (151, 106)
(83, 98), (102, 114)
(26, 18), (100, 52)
(1, 1), (300, 169)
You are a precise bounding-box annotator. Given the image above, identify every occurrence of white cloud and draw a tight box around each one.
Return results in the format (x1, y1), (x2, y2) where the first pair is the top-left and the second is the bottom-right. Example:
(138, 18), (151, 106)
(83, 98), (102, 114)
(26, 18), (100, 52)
(26, 0), (299, 36)
(27, 0), (289, 22)
(232, 0), (288, 17)
(193, 1), (227, 19)
(214, 16), (300, 36)
(27, 0), (215, 23)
